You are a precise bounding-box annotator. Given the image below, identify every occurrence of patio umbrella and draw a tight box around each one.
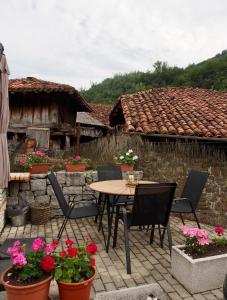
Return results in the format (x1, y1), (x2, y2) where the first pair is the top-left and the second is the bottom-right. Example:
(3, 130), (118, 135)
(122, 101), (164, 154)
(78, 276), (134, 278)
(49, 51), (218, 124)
(0, 43), (10, 188)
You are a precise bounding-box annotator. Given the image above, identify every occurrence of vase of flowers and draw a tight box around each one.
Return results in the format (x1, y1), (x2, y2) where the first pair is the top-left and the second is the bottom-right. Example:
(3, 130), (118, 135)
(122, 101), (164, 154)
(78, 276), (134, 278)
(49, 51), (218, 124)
(0, 238), (58, 300)
(114, 149), (138, 172)
(52, 239), (97, 300)
(18, 151), (49, 174)
(64, 155), (90, 172)
(171, 225), (227, 293)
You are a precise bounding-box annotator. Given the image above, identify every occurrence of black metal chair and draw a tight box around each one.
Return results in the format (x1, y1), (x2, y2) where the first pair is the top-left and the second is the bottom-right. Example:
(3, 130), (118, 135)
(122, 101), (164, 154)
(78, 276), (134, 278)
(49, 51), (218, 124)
(47, 172), (106, 244)
(97, 165), (123, 181)
(171, 170), (209, 229)
(96, 165), (125, 227)
(113, 183), (177, 274)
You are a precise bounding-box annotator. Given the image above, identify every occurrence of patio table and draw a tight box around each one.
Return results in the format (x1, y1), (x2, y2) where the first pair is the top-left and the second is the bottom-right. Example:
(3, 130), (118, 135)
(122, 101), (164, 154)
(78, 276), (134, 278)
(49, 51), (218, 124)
(89, 179), (154, 251)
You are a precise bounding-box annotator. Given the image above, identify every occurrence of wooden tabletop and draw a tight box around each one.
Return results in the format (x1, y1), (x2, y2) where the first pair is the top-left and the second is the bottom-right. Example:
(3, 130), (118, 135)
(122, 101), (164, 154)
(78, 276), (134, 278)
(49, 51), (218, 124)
(89, 180), (155, 196)
(9, 172), (31, 181)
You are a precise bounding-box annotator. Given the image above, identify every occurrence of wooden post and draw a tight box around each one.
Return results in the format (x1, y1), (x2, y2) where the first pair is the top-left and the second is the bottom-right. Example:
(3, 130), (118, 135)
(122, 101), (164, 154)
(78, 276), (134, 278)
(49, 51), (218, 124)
(76, 123), (81, 154)
(65, 135), (70, 149)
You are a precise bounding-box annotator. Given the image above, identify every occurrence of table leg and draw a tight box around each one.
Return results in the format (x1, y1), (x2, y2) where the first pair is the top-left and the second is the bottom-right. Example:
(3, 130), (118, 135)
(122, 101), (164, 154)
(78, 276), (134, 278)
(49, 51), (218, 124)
(106, 195), (119, 252)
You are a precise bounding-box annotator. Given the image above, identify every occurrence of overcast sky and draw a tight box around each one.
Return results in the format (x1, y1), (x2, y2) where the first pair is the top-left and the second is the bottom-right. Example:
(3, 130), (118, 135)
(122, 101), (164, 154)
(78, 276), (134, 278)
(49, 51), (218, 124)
(0, 0), (227, 89)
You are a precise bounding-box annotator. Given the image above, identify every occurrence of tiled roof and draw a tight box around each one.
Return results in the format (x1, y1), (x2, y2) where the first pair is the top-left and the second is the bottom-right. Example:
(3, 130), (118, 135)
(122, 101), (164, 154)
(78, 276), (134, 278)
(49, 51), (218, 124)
(9, 77), (92, 112)
(76, 112), (106, 127)
(110, 87), (227, 139)
(89, 103), (113, 126)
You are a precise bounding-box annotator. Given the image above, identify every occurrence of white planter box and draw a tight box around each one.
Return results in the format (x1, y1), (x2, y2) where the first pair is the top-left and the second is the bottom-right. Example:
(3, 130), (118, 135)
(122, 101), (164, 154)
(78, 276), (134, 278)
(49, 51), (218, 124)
(171, 245), (227, 294)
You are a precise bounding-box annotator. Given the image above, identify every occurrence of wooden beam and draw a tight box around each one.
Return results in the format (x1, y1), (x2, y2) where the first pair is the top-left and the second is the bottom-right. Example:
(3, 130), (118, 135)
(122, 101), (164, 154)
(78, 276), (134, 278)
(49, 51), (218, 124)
(76, 123), (81, 154)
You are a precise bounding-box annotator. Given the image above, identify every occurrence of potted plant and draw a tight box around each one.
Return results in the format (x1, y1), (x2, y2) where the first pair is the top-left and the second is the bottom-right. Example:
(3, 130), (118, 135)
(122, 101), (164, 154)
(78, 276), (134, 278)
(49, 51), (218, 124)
(0, 238), (58, 300)
(64, 155), (90, 172)
(18, 150), (49, 174)
(51, 239), (97, 300)
(114, 149), (138, 172)
(171, 225), (227, 294)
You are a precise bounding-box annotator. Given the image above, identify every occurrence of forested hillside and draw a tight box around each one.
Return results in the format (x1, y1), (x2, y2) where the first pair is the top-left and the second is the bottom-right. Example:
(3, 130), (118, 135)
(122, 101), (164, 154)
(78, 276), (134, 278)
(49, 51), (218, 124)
(80, 50), (227, 104)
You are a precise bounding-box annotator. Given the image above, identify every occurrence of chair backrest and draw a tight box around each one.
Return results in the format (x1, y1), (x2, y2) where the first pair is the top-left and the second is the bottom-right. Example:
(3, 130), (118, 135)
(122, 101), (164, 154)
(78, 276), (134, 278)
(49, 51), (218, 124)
(47, 172), (70, 216)
(181, 170), (209, 209)
(97, 165), (122, 181)
(130, 183), (177, 227)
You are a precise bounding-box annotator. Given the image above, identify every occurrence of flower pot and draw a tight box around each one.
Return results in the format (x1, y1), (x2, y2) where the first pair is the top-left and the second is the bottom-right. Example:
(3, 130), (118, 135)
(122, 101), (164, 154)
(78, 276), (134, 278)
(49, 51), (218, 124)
(1, 268), (52, 300)
(65, 163), (87, 172)
(28, 163), (49, 174)
(57, 267), (96, 300)
(171, 245), (227, 293)
(116, 163), (134, 172)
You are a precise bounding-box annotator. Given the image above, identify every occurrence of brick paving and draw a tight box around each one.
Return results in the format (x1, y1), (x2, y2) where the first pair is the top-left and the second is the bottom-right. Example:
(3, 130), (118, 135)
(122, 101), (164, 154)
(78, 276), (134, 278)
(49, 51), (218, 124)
(0, 217), (224, 299)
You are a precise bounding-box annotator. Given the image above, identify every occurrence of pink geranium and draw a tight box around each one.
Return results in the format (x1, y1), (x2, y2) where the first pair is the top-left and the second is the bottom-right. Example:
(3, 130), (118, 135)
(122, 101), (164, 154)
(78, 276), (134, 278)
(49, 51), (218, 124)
(75, 155), (81, 161)
(32, 238), (46, 251)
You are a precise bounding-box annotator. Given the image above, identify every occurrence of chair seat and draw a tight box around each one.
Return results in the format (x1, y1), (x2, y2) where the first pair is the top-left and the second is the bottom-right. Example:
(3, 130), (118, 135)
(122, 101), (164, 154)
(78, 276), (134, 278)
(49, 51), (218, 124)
(68, 205), (101, 219)
(171, 198), (193, 213)
(108, 196), (134, 205)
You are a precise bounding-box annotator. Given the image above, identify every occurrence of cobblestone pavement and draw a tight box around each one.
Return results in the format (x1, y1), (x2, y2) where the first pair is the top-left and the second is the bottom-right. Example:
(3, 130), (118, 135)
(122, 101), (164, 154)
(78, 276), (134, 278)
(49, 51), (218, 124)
(0, 217), (224, 300)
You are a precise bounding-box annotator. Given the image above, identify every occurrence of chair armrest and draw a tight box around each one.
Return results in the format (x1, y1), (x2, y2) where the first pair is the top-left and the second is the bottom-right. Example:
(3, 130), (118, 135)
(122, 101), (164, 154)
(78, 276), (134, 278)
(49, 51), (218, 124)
(173, 197), (194, 210)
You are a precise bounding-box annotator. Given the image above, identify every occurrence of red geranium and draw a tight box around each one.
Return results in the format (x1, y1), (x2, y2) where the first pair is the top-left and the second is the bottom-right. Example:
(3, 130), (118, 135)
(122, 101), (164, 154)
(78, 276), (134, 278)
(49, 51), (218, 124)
(66, 239), (74, 247)
(67, 247), (77, 257)
(40, 255), (55, 273)
(215, 227), (224, 235)
(60, 251), (67, 258)
(51, 239), (97, 283)
(91, 257), (96, 266)
(86, 243), (97, 255)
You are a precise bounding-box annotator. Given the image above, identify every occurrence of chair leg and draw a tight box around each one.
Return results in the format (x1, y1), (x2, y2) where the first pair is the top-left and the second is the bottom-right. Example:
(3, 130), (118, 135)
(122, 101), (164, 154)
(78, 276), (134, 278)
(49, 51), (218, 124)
(57, 216), (69, 240)
(95, 193), (102, 223)
(166, 223), (173, 255)
(180, 213), (185, 225)
(98, 196), (107, 232)
(150, 225), (155, 244)
(113, 206), (120, 248)
(193, 211), (201, 229)
(160, 227), (166, 248)
(122, 209), (131, 274)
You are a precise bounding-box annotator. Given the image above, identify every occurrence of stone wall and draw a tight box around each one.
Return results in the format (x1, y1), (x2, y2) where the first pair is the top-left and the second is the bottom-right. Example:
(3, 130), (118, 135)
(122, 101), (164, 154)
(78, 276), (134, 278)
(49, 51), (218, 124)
(138, 146), (227, 227)
(6, 170), (143, 221)
(0, 189), (6, 232)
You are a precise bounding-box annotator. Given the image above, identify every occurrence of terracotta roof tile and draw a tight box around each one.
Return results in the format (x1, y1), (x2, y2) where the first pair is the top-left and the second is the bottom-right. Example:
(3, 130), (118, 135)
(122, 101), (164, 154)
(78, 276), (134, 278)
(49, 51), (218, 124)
(110, 87), (227, 139)
(89, 103), (113, 126)
(9, 77), (92, 112)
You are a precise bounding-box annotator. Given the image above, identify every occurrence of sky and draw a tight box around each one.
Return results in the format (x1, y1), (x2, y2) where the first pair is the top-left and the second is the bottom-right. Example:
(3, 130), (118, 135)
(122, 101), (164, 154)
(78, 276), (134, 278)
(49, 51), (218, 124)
(0, 0), (227, 89)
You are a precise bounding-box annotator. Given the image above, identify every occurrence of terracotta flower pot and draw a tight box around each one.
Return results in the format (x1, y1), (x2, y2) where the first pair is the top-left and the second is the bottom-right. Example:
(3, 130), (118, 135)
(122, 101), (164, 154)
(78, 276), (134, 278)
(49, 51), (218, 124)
(57, 267), (96, 300)
(1, 268), (52, 300)
(65, 163), (87, 172)
(116, 163), (134, 172)
(28, 163), (49, 174)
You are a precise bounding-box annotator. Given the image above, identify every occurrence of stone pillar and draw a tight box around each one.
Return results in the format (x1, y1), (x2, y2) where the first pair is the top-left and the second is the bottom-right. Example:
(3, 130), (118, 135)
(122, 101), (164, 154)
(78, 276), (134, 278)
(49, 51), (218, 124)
(0, 188), (6, 232)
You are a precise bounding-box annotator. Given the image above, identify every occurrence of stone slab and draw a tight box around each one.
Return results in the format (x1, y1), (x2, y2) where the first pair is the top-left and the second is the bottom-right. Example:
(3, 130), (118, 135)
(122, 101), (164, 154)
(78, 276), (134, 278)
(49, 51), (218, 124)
(94, 283), (168, 300)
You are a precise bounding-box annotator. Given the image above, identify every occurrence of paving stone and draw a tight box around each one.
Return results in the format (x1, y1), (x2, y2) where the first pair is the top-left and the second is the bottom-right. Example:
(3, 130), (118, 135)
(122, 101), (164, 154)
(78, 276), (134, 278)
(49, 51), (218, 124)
(168, 292), (183, 300)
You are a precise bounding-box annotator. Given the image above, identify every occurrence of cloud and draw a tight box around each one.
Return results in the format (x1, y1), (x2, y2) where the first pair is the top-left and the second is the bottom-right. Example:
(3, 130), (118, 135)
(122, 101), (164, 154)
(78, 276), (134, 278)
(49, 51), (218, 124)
(0, 0), (227, 89)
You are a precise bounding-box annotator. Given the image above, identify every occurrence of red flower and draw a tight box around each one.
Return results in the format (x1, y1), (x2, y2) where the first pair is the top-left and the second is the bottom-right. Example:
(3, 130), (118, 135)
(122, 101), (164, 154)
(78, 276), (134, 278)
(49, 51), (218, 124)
(86, 243), (97, 255)
(91, 257), (96, 266)
(65, 239), (74, 247)
(40, 256), (55, 273)
(215, 227), (224, 235)
(60, 251), (67, 258)
(53, 239), (59, 246)
(67, 247), (77, 257)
